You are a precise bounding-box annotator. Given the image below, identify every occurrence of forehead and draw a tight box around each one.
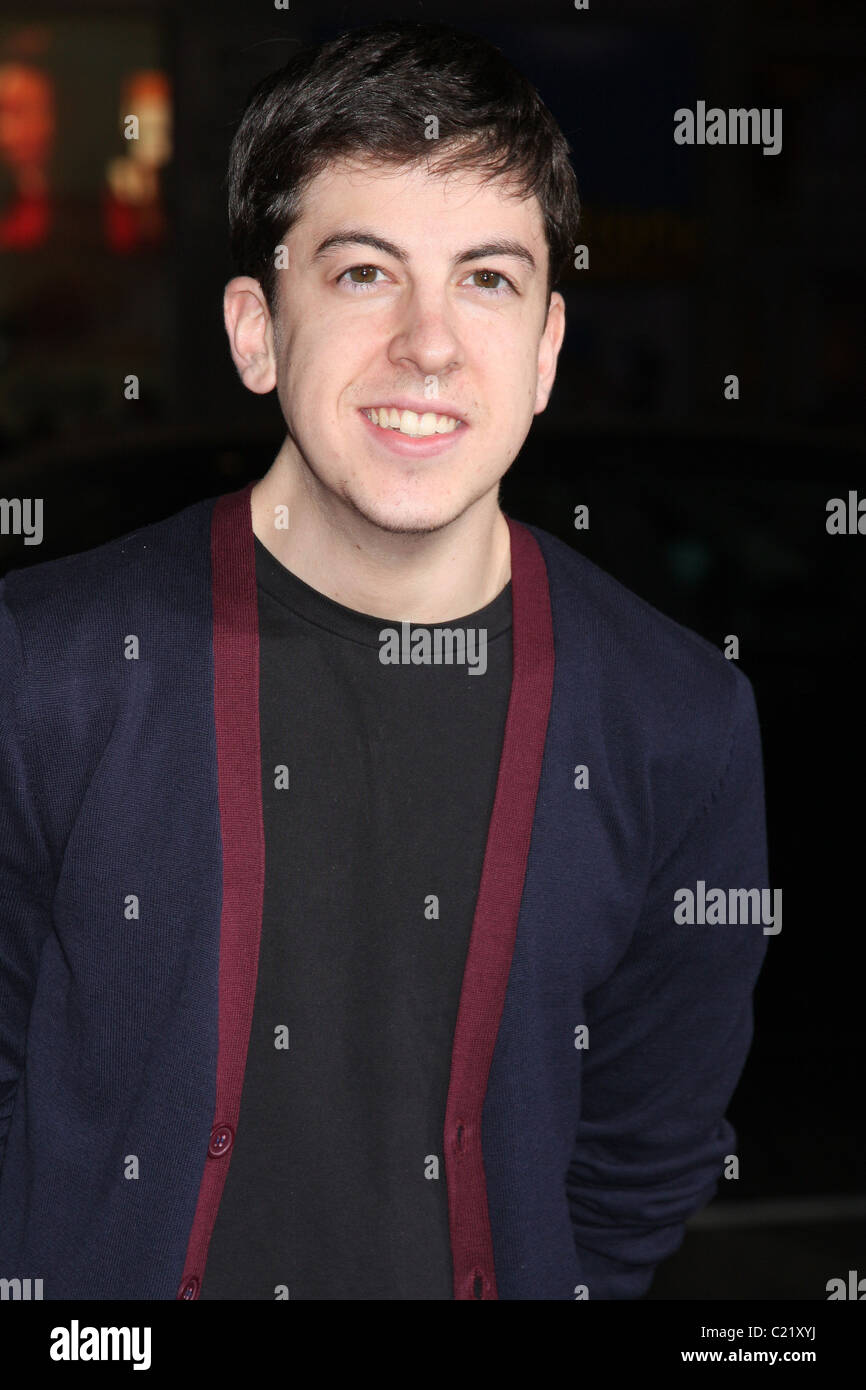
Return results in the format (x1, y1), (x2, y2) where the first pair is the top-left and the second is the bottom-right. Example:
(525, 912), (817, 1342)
(289, 156), (547, 247)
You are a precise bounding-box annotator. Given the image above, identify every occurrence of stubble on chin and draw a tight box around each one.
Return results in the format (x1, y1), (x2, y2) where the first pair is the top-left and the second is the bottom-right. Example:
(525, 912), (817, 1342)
(342, 487), (467, 538)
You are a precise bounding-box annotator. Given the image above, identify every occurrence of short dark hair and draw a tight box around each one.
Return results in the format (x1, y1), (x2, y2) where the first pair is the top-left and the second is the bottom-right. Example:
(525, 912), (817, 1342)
(227, 21), (580, 311)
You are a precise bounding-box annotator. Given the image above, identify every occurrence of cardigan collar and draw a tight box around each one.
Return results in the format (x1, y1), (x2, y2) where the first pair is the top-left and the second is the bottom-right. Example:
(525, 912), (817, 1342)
(177, 479), (555, 1302)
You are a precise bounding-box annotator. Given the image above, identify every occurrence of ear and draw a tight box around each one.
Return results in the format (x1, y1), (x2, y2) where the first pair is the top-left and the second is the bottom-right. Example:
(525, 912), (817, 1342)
(534, 290), (566, 415)
(223, 276), (277, 394)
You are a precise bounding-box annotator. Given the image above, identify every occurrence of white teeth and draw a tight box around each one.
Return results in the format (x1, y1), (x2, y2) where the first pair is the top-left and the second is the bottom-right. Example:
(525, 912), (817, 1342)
(365, 407), (461, 437)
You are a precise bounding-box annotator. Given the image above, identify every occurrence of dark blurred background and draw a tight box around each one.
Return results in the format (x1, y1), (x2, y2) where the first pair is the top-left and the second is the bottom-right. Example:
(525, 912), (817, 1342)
(0, 0), (863, 1299)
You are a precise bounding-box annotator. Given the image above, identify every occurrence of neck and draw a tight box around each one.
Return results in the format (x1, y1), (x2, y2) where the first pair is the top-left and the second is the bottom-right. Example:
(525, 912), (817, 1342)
(249, 439), (512, 623)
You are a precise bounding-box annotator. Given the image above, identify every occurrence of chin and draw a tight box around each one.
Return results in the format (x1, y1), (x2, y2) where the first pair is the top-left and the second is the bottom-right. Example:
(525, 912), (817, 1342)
(347, 490), (468, 537)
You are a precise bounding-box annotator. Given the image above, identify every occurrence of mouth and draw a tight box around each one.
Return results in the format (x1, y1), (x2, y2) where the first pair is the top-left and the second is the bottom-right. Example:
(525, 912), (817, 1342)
(361, 406), (465, 438)
(357, 404), (467, 460)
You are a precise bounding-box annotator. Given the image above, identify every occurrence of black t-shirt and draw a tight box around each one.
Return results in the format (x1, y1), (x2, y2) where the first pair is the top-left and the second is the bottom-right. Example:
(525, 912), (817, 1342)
(199, 535), (513, 1299)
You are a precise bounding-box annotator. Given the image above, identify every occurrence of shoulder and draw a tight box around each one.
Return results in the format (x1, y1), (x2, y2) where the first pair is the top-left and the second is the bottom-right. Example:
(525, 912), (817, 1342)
(0, 492), (220, 640)
(520, 518), (760, 803)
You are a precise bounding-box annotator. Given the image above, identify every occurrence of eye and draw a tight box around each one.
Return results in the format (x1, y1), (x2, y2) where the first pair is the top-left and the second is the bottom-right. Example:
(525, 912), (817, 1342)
(337, 265), (387, 291)
(465, 268), (516, 295)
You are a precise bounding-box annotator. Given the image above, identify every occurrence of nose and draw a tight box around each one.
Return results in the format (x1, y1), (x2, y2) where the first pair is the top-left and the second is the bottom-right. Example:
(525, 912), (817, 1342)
(386, 284), (463, 379)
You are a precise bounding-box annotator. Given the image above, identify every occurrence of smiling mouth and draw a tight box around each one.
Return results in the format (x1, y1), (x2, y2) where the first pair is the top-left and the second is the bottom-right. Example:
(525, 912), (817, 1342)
(362, 406), (464, 438)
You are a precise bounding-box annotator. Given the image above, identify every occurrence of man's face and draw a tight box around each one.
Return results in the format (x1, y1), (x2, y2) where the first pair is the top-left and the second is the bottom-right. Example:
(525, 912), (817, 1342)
(241, 158), (565, 535)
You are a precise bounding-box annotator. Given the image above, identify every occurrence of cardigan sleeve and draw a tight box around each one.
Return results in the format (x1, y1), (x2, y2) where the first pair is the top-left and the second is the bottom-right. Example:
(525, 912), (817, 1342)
(0, 579), (55, 1173)
(564, 666), (771, 1298)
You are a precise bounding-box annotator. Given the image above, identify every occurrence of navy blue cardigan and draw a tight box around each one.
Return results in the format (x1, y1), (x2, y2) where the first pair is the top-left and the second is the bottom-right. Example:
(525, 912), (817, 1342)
(0, 482), (770, 1300)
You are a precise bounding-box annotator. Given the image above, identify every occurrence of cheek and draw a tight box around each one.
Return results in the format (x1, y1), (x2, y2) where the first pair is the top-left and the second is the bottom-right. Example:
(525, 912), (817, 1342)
(291, 318), (370, 400)
(279, 349), (350, 452)
(484, 338), (540, 411)
(277, 338), (319, 413)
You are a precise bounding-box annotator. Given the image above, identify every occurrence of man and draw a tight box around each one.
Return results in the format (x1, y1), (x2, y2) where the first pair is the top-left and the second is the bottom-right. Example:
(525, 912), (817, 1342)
(0, 22), (770, 1300)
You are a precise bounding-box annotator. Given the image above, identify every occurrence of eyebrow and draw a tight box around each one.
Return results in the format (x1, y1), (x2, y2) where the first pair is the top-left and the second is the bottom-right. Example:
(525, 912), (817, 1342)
(312, 229), (537, 274)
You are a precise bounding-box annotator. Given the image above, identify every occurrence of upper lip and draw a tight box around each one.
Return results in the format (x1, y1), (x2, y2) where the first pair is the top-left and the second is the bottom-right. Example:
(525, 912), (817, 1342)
(361, 397), (467, 425)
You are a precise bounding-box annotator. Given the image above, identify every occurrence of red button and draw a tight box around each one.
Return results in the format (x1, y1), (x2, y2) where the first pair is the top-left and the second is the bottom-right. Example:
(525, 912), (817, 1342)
(178, 1276), (199, 1300)
(208, 1123), (234, 1157)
